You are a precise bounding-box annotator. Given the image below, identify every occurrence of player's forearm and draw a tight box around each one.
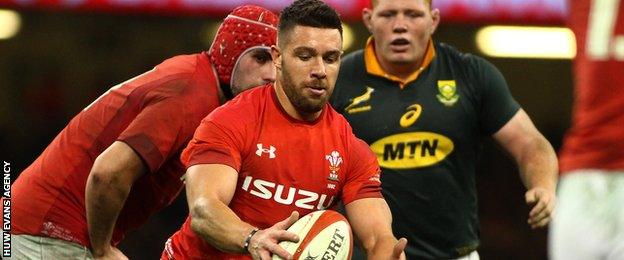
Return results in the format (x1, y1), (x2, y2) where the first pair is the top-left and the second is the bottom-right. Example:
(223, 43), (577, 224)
(85, 170), (133, 255)
(189, 197), (256, 253)
(517, 135), (558, 191)
(363, 232), (399, 259)
(347, 198), (401, 259)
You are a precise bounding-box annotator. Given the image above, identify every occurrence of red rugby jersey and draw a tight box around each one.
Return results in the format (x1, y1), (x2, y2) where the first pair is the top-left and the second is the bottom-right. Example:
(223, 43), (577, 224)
(163, 85), (382, 259)
(11, 53), (220, 247)
(559, 0), (624, 173)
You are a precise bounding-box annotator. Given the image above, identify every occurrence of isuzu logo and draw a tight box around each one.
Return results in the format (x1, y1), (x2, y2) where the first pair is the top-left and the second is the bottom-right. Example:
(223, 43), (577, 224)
(241, 176), (334, 210)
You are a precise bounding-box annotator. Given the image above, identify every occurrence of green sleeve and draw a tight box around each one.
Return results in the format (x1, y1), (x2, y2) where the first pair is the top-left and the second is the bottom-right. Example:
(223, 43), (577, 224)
(472, 56), (520, 135)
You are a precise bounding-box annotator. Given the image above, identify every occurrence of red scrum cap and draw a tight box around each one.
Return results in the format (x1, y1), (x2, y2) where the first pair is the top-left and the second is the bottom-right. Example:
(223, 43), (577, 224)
(209, 5), (278, 86)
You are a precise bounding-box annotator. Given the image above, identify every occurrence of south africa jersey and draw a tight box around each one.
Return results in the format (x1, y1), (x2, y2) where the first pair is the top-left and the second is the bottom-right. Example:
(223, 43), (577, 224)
(163, 84), (382, 259)
(331, 39), (520, 259)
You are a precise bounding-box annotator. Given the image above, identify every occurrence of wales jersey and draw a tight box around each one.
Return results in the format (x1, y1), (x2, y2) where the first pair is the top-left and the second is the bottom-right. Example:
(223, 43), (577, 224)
(330, 39), (520, 259)
(163, 84), (382, 259)
(11, 53), (220, 247)
(559, 0), (624, 173)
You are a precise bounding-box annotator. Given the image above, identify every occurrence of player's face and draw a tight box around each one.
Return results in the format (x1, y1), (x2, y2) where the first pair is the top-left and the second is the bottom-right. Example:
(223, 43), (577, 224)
(274, 26), (342, 114)
(364, 0), (439, 66)
(230, 48), (276, 96)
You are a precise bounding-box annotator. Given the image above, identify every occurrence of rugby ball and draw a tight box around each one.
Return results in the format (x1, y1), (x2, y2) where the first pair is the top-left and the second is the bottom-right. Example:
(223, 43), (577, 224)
(272, 210), (353, 260)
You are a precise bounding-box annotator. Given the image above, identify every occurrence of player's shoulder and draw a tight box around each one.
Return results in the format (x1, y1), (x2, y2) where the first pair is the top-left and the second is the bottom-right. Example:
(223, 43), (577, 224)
(438, 42), (493, 66)
(328, 109), (373, 149)
(327, 108), (375, 158)
(207, 84), (270, 123)
(338, 50), (365, 79)
(124, 52), (213, 98)
(435, 42), (498, 77)
(340, 50), (365, 69)
(333, 49), (367, 108)
(325, 106), (357, 138)
(157, 52), (218, 103)
(156, 52), (209, 74)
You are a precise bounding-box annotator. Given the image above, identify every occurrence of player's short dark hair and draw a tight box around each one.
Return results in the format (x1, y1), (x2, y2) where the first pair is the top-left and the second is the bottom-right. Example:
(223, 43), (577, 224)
(278, 0), (343, 46)
(371, 0), (432, 8)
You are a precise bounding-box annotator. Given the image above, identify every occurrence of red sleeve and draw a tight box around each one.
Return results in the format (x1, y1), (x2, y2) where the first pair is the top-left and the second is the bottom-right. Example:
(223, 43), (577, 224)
(342, 137), (383, 205)
(180, 117), (244, 172)
(118, 96), (187, 173)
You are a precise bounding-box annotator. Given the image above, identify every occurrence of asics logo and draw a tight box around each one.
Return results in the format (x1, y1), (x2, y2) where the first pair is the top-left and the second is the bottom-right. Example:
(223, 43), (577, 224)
(256, 143), (276, 158)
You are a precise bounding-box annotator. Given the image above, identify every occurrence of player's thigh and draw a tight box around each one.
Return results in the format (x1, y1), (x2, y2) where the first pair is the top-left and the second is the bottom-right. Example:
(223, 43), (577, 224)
(607, 173), (624, 260)
(10, 234), (93, 259)
(453, 251), (479, 260)
(350, 244), (480, 259)
(40, 236), (94, 259)
(10, 234), (43, 259)
(549, 171), (614, 260)
(610, 237), (624, 260)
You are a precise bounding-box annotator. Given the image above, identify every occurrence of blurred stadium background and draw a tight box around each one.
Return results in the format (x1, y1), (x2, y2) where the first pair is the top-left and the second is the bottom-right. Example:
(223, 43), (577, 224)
(0, 0), (572, 259)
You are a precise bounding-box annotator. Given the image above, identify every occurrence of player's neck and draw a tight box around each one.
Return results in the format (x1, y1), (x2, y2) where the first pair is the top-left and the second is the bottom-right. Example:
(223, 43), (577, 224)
(377, 54), (423, 81)
(216, 82), (227, 104)
(273, 82), (322, 122)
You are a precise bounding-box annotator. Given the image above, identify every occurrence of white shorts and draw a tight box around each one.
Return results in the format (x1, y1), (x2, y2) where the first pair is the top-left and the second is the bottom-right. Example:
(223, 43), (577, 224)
(453, 250), (479, 260)
(350, 246), (479, 259)
(3, 234), (94, 259)
(549, 170), (624, 260)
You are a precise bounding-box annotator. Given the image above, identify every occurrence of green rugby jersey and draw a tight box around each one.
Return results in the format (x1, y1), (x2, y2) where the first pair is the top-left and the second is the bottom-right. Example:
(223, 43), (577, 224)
(330, 39), (520, 259)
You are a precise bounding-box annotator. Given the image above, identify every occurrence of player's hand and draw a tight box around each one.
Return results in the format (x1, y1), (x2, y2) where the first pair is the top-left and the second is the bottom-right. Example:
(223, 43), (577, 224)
(525, 187), (556, 229)
(92, 246), (128, 260)
(391, 238), (408, 260)
(248, 211), (300, 260)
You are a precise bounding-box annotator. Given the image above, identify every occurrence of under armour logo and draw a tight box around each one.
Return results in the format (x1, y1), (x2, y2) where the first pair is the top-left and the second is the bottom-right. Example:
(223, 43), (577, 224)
(256, 143), (276, 158)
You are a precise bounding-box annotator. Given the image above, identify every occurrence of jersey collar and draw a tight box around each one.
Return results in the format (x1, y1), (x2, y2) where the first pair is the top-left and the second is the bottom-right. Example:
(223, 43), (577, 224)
(364, 37), (436, 89)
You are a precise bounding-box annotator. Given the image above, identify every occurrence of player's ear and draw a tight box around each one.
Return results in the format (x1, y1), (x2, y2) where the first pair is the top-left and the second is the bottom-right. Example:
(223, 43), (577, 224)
(362, 8), (373, 33)
(271, 45), (281, 70)
(430, 8), (441, 35)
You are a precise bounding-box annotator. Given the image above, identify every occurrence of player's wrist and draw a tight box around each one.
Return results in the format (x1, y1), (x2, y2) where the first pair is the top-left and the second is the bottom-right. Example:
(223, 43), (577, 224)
(243, 227), (259, 253)
(528, 184), (555, 194)
(90, 244), (111, 257)
(366, 233), (398, 255)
